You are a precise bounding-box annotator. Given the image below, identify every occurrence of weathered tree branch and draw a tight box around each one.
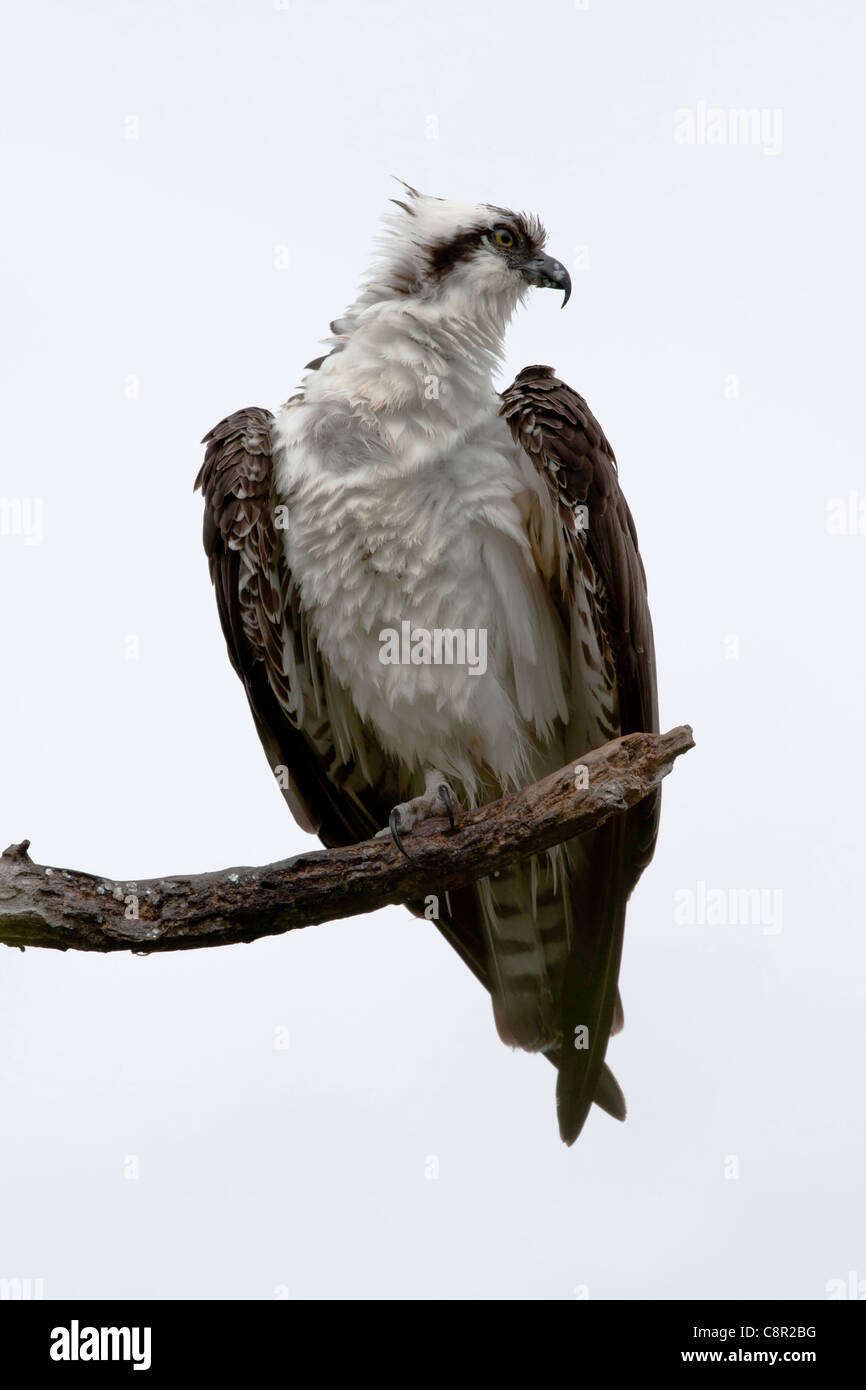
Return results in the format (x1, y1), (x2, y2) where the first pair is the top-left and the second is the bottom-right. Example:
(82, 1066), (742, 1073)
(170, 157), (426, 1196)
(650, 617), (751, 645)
(0, 726), (693, 954)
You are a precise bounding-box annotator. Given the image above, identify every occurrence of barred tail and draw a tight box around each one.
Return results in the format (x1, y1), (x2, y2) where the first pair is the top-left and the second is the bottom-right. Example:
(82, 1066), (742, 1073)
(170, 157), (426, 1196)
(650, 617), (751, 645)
(475, 847), (572, 1052)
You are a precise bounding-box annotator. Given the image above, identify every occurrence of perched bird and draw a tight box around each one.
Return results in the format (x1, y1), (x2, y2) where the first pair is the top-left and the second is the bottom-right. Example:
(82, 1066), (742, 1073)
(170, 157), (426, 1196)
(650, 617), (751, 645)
(196, 184), (660, 1144)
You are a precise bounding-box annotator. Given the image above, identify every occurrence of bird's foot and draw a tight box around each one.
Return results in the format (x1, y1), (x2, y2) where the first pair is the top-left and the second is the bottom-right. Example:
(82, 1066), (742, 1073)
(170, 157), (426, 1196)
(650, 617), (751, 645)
(376, 770), (461, 858)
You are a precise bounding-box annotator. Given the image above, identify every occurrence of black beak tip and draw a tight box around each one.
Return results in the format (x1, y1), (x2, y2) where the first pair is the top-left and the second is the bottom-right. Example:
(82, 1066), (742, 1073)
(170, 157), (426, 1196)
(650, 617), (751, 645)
(522, 253), (572, 307)
(555, 262), (572, 308)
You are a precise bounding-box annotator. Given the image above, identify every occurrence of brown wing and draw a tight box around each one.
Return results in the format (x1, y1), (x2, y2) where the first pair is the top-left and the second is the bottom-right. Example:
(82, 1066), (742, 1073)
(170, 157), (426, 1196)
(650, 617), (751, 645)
(501, 365), (661, 1143)
(196, 408), (381, 845)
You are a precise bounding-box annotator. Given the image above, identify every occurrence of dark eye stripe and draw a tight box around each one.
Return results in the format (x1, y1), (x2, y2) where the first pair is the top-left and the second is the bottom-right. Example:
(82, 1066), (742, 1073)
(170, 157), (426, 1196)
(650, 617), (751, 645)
(427, 219), (526, 282)
(427, 229), (485, 277)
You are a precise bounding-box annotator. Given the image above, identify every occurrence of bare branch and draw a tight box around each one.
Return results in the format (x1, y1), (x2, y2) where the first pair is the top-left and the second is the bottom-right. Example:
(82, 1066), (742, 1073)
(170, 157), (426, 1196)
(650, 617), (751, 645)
(0, 726), (693, 955)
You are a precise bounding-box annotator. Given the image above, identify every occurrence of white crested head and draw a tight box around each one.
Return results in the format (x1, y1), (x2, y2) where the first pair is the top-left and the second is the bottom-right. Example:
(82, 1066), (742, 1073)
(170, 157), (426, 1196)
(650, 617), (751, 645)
(341, 182), (570, 323)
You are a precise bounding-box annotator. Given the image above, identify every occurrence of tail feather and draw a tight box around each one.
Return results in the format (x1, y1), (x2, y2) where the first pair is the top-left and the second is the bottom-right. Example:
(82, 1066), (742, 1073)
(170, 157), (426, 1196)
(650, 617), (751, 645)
(475, 827), (629, 1140)
(476, 848), (571, 1052)
(556, 819), (630, 1145)
(413, 880), (627, 1124)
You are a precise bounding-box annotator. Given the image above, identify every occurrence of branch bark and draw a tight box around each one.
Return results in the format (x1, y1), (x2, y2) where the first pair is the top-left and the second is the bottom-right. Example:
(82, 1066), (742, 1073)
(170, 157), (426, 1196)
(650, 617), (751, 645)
(0, 726), (693, 955)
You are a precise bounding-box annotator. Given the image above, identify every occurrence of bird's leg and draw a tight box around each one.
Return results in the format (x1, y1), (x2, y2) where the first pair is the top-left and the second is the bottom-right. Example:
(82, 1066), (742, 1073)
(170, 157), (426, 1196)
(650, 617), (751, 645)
(377, 768), (462, 858)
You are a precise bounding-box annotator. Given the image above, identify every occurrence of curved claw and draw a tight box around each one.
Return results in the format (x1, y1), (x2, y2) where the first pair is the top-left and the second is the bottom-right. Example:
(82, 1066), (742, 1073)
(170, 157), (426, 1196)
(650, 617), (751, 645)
(389, 808), (412, 860)
(438, 784), (456, 831)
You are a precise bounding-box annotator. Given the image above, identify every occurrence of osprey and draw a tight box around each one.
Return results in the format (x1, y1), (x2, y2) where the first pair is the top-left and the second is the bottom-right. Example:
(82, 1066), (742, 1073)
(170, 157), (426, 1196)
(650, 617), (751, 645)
(196, 185), (660, 1145)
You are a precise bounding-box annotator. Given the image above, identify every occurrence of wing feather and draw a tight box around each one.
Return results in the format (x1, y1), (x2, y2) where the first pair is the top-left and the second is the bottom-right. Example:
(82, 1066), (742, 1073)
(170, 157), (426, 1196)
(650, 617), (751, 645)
(501, 365), (661, 1143)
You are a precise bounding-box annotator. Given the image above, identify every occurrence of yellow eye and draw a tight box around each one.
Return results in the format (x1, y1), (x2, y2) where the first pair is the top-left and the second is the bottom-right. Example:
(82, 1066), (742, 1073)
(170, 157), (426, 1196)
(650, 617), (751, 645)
(493, 227), (515, 247)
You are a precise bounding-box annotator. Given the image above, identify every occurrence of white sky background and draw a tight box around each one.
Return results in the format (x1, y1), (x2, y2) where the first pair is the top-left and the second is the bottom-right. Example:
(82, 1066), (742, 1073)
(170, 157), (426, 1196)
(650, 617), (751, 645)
(1, 0), (864, 1300)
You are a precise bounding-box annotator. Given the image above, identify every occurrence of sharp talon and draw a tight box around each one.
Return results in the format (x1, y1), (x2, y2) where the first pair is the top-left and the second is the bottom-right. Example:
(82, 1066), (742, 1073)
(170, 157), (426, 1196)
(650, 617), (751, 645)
(438, 784), (456, 830)
(389, 808), (411, 859)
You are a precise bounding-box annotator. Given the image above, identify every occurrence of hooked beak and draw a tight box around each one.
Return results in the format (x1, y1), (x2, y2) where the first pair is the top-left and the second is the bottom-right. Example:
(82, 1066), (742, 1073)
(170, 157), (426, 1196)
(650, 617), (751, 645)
(520, 251), (572, 307)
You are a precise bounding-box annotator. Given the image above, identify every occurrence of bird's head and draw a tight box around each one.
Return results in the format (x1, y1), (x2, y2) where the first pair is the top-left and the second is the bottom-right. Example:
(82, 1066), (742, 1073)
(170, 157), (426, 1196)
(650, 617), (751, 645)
(360, 183), (571, 319)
